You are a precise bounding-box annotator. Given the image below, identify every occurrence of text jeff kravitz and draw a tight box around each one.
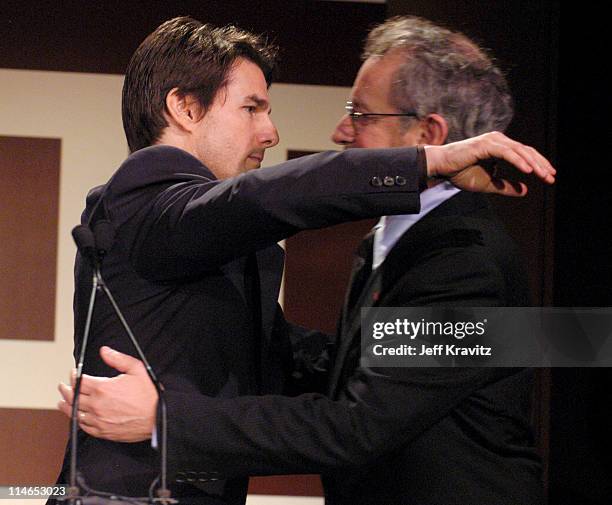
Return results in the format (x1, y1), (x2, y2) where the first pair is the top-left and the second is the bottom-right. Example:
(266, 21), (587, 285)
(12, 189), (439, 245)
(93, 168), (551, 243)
(372, 344), (492, 357)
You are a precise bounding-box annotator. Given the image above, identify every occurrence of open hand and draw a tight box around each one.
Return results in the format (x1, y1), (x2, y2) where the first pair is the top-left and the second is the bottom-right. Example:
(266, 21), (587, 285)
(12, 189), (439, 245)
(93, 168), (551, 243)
(57, 346), (156, 442)
(425, 131), (556, 196)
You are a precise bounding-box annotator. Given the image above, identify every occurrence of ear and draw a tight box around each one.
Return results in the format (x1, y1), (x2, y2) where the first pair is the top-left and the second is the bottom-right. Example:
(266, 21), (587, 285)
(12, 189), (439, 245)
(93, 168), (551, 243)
(405, 113), (448, 146)
(164, 88), (204, 132)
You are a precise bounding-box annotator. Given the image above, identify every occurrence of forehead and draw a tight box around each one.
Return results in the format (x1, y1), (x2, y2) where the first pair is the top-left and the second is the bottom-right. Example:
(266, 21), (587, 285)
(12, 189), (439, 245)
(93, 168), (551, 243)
(212, 58), (270, 110)
(351, 52), (405, 106)
(223, 57), (270, 100)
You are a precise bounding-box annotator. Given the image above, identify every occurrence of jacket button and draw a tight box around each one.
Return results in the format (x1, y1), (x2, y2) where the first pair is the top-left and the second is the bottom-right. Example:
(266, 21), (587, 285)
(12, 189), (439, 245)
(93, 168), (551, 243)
(383, 176), (395, 186)
(370, 176), (383, 187)
(395, 175), (407, 186)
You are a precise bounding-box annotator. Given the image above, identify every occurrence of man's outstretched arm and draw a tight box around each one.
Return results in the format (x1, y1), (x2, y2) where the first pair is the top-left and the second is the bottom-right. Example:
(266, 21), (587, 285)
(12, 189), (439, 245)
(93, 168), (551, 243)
(58, 346), (500, 476)
(127, 131), (554, 279)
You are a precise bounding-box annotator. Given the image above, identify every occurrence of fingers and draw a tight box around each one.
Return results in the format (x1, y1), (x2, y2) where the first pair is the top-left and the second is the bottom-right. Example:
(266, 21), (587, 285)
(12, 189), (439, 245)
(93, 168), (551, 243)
(424, 132), (556, 188)
(57, 398), (102, 437)
(58, 382), (98, 413)
(57, 394), (90, 425)
(76, 410), (97, 429)
(57, 383), (101, 432)
(69, 373), (107, 395)
(488, 178), (528, 197)
(527, 145), (556, 183)
(449, 163), (529, 196)
(485, 138), (534, 177)
(508, 143), (554, 183)
(484, 133), (555, 184)
(57, 399), (72, 419)
(58, 382), (75, 404)
(59, 370), (107, 411)
(100, 346), (146, 375)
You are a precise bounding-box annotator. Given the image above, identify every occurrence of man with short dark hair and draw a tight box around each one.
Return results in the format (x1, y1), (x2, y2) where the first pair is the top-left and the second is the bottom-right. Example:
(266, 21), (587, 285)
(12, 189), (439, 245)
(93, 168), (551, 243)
(57, 15), (554, 505)
(121, 18), (278, 158)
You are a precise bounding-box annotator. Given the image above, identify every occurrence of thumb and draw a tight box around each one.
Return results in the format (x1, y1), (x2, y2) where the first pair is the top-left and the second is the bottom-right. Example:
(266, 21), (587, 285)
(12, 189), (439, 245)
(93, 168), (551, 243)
(99, 346), (145, 375)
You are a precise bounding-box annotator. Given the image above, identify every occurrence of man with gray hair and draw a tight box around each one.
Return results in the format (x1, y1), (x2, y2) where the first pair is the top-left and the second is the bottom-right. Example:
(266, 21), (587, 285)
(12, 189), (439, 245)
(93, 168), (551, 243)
(325, 16), (542, 503)
(60, 16), (544, 505)
(364, 16), (514, 143)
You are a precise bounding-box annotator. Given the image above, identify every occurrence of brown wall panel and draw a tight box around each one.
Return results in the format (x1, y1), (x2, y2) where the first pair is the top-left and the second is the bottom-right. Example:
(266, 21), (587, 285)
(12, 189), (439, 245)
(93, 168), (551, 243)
(0, 136), (60, 340)
(285, 221), (376, 334)
(249, 475), (323, 496)
(0, 408), (68, 484)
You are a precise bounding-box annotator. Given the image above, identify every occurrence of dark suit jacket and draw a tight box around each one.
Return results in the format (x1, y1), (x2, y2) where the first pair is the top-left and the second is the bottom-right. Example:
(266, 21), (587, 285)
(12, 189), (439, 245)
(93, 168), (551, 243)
(164, 191), (543, 505)
(55, 144), (423, 504)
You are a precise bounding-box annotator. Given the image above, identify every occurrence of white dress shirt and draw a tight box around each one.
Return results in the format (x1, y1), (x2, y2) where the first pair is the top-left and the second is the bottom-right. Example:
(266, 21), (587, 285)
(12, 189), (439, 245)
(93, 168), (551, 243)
(372, 181), (461, 270)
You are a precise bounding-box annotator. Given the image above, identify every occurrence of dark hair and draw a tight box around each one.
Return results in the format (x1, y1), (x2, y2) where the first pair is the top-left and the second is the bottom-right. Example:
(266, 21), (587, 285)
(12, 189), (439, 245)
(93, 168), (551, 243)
(364, 16), (513, 143)
(122, 16), (278, 152)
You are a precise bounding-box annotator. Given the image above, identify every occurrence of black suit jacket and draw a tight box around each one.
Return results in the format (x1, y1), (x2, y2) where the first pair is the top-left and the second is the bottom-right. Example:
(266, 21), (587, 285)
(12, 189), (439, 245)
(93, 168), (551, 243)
(164, 191), (543, 505)
(55, 144), (424, 503)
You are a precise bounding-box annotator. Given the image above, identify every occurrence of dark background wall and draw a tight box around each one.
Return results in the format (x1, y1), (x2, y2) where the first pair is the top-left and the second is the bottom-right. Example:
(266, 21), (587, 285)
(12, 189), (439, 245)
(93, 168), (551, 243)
(548, 4), (612, 504)
(2, 1), (610, 502)
(2, 0), (384, 86)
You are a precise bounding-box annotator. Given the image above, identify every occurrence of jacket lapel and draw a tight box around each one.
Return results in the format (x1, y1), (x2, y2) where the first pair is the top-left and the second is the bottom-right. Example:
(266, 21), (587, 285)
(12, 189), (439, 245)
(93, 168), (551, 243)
(328, 232), (379, 395)
(255, 244), (285, 392)
(328, 192), (490, 396)
(342, 232), (376, 326)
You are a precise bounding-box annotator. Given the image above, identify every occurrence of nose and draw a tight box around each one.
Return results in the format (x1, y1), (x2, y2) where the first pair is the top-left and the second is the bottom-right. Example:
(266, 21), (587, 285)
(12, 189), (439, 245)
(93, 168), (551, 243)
(331, 114), (355, 146)
(258, 114), (280, 148)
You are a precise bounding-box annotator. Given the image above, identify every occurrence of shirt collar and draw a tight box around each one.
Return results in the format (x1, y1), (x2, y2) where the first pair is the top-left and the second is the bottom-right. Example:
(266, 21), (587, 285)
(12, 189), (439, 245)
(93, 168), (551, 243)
(372, 181), (460, 269)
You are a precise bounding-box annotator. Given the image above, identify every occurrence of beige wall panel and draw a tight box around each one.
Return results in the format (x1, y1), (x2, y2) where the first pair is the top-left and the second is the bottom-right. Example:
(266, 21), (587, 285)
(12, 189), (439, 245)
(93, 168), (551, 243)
(246, 497), (322, 504)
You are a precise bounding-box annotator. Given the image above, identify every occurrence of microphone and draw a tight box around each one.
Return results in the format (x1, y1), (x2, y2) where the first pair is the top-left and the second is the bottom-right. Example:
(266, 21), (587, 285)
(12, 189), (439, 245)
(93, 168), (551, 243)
(93, 220), (115, 259)
(67, 222), (174, 505)
(71, 225), (96, 261)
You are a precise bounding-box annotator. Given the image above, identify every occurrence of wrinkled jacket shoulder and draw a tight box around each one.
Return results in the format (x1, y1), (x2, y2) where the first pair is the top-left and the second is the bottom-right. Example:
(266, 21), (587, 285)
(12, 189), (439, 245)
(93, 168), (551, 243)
(112, 145), (215, 191)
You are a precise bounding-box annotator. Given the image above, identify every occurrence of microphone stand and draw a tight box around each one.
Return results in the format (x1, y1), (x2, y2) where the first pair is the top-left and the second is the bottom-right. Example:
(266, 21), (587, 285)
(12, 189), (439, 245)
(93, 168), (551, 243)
(67, 224), (174, 505)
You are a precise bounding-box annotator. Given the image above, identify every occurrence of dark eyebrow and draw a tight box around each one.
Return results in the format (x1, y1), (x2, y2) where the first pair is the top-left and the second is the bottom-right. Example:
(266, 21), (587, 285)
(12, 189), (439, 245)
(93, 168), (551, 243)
(245, 94), (270, 109)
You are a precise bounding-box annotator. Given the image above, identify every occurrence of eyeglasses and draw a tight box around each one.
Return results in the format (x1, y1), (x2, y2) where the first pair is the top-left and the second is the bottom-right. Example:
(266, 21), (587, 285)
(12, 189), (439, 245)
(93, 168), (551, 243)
(345, 101), (419, 131)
